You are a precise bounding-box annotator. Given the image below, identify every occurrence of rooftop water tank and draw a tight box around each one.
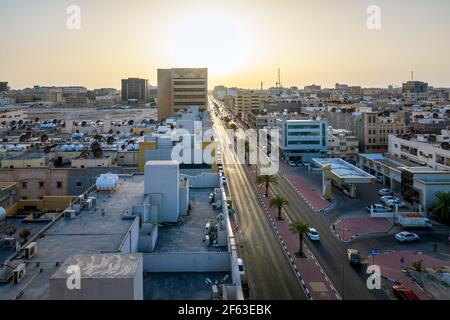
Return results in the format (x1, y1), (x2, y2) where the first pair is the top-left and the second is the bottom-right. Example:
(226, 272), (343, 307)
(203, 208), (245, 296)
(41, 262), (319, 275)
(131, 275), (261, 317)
(95, 173), (119, 190)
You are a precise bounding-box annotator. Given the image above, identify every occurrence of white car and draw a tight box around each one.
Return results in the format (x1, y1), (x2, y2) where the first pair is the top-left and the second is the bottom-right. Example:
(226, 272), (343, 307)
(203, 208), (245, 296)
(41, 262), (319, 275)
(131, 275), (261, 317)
(378, 188), (393, 196)
(386, 199), (406, 208)
(237, 258), (247, 283)
(221, 176), (227, 185)
(287, 160), (296, 167)
(395, 231), (420, 242)
(307, 228), (320, 241)
(380, 195), (399, 204)
(367, 204), (392, 213)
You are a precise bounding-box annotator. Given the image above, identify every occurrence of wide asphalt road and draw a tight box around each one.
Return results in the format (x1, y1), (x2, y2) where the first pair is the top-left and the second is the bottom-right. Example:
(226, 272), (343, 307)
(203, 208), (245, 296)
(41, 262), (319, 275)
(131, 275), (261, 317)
(212, 103), (306, 300)
(270, 174), (387, 299)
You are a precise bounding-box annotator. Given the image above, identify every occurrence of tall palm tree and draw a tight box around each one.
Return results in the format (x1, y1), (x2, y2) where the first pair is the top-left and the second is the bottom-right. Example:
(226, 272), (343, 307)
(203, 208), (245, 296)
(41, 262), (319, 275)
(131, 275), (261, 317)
(430, 191), (450, 224)
(229, 123), (238, 131)
(256, 174), (278, 197)
(270, 195), (289, 220)
(289, 220), (309, 257)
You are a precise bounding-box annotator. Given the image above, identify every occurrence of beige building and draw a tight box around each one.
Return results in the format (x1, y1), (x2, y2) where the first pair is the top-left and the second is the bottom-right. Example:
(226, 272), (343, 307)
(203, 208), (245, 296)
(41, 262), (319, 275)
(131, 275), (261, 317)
(231, 90), (271, 117)
(325, 109), (407, 153)
(157, 68), (208, 121)
(327, 128), (359, 162)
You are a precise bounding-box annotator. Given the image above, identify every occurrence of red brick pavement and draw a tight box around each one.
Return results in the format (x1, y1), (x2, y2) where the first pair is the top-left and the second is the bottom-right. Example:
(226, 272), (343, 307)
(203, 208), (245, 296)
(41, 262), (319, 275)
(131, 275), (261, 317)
(249, 166), (340, 300)
(369, 250), (449, 300)
(333, 217), (392, 241)
(284, 174), (330, 213)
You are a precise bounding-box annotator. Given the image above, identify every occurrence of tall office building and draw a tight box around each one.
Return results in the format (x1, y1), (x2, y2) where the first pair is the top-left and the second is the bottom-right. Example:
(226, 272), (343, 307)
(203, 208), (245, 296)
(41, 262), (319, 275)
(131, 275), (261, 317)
(121, 78), (149, 103)
(157, 68), (207, 121)
(0, 82), (9, 93)
(402, 81), (429, 101)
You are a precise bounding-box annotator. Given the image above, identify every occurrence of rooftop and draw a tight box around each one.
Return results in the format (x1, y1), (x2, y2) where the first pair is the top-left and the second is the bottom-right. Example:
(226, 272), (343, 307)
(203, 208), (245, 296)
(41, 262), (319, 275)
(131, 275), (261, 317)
(0, 174), (144, 300)
(312, 158), (376, 182)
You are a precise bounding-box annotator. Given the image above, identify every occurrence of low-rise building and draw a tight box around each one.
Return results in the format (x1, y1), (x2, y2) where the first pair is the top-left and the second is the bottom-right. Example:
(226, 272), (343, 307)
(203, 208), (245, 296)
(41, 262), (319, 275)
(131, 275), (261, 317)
(327, 128), (359, 162)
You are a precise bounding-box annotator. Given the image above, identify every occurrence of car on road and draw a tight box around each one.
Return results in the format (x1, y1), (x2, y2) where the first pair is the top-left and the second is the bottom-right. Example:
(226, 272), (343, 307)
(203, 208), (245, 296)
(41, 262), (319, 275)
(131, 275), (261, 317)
(378, 188), (393, 196)
(380, 195), (400, 204)
(395, 231), (420, 242)
(347, 249), (361, 266)
(385, 199), (406, 208)
(392, 284), (420, 300)
(221, 176), (227, 186)
(237, 258), (247, 283)
(366, 203), (393, 213)
(307, 228), (320, 241)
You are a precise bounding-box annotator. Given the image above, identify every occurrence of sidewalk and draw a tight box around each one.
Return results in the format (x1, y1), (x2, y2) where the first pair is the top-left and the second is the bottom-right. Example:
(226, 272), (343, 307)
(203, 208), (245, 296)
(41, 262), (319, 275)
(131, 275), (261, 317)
(279, 163), (330, 213)
(371, 250), (449, 300)
(247, 165), (340, 300)
(332, 216), (393, 242)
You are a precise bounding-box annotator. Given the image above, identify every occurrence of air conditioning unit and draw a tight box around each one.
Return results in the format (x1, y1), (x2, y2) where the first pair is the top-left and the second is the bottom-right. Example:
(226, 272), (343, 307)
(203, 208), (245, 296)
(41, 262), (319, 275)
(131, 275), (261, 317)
(64, 209), (76, 219)
(211, 284), (219, 300)
(2, 237), (16, 248)
(87, 196), (97, 207)
(13, 263), (26, 284)
(24, 242), (37, 259)
(86, 198), (93, 209)
(78, 194), (85, 204)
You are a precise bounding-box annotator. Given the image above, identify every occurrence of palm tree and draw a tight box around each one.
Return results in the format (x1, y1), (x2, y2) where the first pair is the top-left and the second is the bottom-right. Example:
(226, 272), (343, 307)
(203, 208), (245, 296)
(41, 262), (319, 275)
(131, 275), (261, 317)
(430, 191), (450, 224)
(289, 220), (309, 257)
(244, 140), (250, 165)
(256, 174), (278, 197)
(228, 123), (238, 131)
(270, 195), (288, 220)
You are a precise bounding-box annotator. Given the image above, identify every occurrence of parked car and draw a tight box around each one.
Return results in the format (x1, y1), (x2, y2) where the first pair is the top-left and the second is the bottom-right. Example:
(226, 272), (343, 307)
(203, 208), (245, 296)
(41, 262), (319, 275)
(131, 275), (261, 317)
(392, 284), (420, 300)
(366, 203), (393, 213)
(378, 188), (393, 196)
(347, 249), (361, 266)
(287, 160), (296, 167)
(307, 228), (320, 241)
(395, 231), (420, 242)
(386, 199), (406, 208)
(221, 176), (227, 185)
(380, 195), (399, 204)
(398, 214), (432, 229)
(237, 258), (247, 284)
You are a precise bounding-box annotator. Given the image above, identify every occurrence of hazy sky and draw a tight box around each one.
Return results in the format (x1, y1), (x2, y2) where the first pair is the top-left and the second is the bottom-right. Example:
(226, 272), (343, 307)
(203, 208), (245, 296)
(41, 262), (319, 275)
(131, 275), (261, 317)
(1, 0), (450, 89)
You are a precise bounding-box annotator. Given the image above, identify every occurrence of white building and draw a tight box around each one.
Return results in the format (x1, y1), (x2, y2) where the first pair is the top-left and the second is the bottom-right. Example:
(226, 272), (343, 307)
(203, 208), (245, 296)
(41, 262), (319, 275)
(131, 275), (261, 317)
(388, 130), (450, 171)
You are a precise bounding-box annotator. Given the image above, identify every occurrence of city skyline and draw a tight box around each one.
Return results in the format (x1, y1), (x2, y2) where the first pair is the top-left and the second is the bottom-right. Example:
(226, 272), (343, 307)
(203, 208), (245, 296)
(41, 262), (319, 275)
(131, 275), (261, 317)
(2, 0), (450, 90)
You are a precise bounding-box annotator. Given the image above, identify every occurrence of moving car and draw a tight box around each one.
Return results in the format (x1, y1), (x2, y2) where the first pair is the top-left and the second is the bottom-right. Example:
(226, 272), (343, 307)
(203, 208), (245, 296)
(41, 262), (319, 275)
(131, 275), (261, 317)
(392, 284), (420, 300)
(380, 195), (399, 204)
(395, 231), (420, 242)
(366, 203), (392, 213)
(378, 188), (393, 196)
(347, 249), (361, 266)
(307, 228), (320, 241)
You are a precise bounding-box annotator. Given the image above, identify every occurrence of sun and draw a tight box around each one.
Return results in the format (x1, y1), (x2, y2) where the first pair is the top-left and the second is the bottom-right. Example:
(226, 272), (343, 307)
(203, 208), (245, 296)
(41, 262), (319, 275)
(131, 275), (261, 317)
(168, 13), (250, 75)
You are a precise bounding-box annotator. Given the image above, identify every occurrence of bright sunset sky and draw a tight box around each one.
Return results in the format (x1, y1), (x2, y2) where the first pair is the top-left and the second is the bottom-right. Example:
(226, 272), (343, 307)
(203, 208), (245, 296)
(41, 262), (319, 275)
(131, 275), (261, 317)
(1, 0), (450, 89)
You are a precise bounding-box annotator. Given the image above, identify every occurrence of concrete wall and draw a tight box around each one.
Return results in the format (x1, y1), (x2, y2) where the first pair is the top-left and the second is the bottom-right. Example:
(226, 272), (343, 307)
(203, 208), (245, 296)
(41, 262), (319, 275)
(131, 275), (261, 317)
(180, 173), (220, 189)
(143, 252), (231, 273)
(118, 217), (140, 253)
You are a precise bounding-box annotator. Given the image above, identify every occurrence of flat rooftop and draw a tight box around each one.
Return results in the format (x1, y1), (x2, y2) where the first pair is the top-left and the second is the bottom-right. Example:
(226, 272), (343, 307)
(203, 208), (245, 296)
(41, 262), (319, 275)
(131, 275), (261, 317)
(143, 272), (231, 300)
(0, 175), (144, 300)
(153, 189), (227, 253)
(312, 158), (376, 182)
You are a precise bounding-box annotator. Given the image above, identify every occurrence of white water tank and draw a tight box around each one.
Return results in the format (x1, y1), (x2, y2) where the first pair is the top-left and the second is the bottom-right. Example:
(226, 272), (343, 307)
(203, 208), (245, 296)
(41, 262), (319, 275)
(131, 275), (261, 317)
(0, 207), (6, 222)
(95, 173), (119, 190)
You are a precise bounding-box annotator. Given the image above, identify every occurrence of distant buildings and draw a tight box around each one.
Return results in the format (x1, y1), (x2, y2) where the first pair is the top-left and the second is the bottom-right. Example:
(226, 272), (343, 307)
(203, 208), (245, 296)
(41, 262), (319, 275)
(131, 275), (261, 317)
(325, 108), (407, 153)
(121, 78), (149, 103)
(213, 85), (228, 100)
(402, 81), (429, 101)
(0, 82), (8, 93)
(277, 118), (328, 163)
(327, 128), (359, 162)
(227, 89), (271, 118)
(157, 68), (208, 121)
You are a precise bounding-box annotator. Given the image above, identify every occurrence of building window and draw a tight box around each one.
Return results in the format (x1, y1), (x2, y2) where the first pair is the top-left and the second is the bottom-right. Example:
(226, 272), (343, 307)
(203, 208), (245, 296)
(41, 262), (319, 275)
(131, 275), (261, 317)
(22, 182), (27, 189)
(57, 181), (63, 189)
(39, 182), (44, 188)
(76, 181), (82, 187)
